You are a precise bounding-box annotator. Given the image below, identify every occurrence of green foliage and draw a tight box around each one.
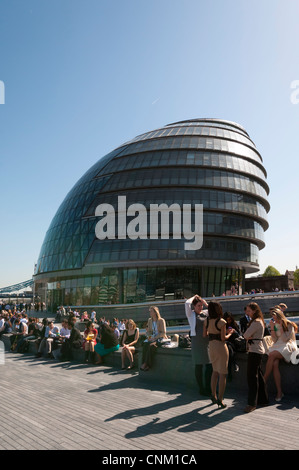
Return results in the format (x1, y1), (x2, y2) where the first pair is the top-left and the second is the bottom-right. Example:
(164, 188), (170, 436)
(294, 269), (299, 287)
(263, 265), (281, 277)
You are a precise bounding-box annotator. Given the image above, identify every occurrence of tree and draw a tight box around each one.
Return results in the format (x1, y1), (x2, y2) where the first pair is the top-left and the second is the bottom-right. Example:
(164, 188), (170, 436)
(294, 269), (299, 289)
(263, 266), (281, 277)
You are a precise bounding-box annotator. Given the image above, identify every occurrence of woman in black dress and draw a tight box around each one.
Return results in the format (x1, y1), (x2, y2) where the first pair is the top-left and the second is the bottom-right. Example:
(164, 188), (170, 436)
(121, 319), (139, 369)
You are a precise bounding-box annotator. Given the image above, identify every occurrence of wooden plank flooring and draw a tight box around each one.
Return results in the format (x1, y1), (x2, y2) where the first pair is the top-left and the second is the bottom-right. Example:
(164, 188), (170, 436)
(0, 351), (299, 451)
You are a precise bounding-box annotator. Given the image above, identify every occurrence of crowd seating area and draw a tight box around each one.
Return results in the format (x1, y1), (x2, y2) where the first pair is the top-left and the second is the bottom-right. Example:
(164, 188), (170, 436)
(2, 322), (299, 397)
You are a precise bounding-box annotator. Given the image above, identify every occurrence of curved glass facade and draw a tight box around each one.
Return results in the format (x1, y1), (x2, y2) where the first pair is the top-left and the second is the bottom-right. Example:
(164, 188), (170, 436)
(33, 118), (270, 310)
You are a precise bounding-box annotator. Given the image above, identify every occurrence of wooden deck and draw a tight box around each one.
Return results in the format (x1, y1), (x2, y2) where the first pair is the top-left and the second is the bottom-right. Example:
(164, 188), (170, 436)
(0, 351), (299, 451)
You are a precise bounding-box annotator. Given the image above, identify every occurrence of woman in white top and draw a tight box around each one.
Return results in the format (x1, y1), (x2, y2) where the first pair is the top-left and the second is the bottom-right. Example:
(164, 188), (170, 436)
(264, 307), (298, 401)
(140, 306), (167, 371)
(243, 302), (268, 413)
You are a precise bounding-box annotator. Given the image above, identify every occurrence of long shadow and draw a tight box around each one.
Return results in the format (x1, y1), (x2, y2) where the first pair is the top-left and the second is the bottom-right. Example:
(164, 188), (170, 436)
(104, 387), (225, 423)
(275, 399), (299, 411)
(11, 352), (299, 423)
(87, 373), (182, 396)
(123, 401), (241, 439)
(87, 371), (244, 436)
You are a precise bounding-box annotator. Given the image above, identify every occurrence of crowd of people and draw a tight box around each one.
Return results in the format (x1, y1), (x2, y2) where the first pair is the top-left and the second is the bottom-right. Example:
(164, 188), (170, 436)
(0, 307), (139, 368)
(0, 301), (46, 313)
(1, 302), (172, 374)
(185, 296), (298, 412)
(2, 299), (298, 411)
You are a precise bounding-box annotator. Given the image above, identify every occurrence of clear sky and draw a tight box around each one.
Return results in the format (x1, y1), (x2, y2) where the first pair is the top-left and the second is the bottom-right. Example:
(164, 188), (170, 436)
(0, 0), (298, 287)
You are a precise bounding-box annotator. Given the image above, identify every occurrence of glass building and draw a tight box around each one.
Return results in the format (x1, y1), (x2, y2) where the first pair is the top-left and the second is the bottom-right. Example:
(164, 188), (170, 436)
(33, 118), (270, 311)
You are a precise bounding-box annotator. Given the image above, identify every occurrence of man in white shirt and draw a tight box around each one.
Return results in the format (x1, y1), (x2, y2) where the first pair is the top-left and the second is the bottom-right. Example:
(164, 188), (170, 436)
(59, 321), (71, 340)
(20, 313), (28, 324)
(13, 320), (28, 352)
(36, 321), (59, 357)
(185, 295), (211, 396)
(0, 313), (5, 331)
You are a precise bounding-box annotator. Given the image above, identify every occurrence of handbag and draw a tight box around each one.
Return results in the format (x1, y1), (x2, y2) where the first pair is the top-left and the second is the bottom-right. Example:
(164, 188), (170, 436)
(179, 334), (191, 348)
(290, 348), (299, 365)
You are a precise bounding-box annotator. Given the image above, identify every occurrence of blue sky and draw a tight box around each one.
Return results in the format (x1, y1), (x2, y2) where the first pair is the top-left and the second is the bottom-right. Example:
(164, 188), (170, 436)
(0, 0), (298, 287)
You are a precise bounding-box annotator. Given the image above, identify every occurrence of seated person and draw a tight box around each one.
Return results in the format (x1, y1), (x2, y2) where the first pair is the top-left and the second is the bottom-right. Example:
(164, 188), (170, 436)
(140, 306), (167, 371)
(111, 322), (120, 341)
(60, 319), (83, 361)
(94, 323), (120, 364)
(82, 321), (98, 363)
(264, 307), (298, 401)
(36, 321), (59, 357)
(0, 314), (12, 338)
(11, 319), (28, 351)
(121, 319), (139, 370)
(15, 317), (40, 352)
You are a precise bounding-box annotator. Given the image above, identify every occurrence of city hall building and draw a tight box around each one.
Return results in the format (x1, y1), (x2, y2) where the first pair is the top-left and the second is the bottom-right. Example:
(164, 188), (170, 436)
(33, 119), (270, 312)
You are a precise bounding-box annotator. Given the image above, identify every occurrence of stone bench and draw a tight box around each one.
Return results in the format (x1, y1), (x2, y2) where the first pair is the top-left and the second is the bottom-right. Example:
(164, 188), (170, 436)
(2, 333), (299, 396)
(0, 333), (138, 369)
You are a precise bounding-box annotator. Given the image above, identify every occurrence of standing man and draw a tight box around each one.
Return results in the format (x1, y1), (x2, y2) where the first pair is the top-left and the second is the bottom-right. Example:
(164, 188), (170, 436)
(91, 310), (97, 323)
(185, 295), (212, 396)
(239, 307), (251, 334)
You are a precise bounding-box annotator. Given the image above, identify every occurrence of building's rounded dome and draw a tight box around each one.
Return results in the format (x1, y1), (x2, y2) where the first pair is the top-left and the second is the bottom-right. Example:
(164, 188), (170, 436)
(34, 118), (269, 307)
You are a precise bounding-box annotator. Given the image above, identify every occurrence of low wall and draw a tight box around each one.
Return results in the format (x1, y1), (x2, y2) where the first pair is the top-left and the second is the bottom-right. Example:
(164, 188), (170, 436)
(2, 334), (299, 397)
(137, 347), (299, 397)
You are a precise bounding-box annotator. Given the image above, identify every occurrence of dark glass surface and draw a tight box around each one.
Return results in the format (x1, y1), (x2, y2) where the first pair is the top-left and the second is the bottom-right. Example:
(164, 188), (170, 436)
(34, 118), (269, 310)
(41, 265), (244, 307)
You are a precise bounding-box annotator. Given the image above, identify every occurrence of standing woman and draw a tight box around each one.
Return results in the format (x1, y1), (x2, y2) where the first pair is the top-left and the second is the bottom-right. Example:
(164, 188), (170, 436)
(203, 301), (235, 408)
(185, 295), (212, 396)
(243, 302), (269, 413)
(140, 306), (167, 371)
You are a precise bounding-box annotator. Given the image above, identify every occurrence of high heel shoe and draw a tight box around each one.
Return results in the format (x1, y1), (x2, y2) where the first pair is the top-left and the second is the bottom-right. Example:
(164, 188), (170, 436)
(211, 396), (217, 405)
(217, 399), (227, 409)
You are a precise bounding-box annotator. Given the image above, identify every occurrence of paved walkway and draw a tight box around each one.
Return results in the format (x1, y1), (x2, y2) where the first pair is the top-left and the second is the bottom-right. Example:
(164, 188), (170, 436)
(0, 351), (299, 451)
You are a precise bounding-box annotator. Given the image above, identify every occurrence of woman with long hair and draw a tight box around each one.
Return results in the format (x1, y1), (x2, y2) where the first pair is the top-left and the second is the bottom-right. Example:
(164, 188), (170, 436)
(140, 306), (167, 371)
(264, 307), (298, 401)
(94, 323), (120, 364)
(203, 301), (235, 409)
(83, 321), (98, 363)
(121, 319), (139, 370)
(243, 302), (268, 413)
(223, 311), (241, 381)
